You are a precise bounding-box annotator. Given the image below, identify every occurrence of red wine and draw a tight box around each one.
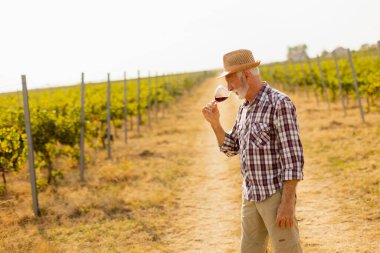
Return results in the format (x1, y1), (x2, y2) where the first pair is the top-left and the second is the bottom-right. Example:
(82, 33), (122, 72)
(215, 96), (228, 102)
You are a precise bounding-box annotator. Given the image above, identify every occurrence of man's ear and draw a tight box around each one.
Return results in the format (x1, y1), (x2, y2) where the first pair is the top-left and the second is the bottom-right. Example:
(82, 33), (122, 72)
(243, 69), (250, 79)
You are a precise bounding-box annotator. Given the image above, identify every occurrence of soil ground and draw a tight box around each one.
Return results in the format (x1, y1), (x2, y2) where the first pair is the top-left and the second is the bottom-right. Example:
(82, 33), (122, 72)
(1, 77), (379, 252)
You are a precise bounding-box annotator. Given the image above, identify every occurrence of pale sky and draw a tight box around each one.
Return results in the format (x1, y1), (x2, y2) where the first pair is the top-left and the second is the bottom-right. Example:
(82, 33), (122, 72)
(0, 0), (379, 93)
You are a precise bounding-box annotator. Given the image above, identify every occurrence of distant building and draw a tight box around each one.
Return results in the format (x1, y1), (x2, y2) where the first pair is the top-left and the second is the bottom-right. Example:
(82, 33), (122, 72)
(287, 44), (308, 62)
(360, 43), (371, 50)
(371, 42), (379, 50)
(321, 50), (332, 58)
(332, 47), (347, 57)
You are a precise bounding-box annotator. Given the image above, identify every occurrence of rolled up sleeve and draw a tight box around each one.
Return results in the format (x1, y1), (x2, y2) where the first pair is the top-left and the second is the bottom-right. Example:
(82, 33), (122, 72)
(274, 98), (304, 181)
(219, 120), (240, 157)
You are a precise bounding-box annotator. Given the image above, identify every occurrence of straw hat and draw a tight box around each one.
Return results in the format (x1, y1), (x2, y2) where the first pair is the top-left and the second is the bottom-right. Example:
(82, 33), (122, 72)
(218, 49), (261, 78)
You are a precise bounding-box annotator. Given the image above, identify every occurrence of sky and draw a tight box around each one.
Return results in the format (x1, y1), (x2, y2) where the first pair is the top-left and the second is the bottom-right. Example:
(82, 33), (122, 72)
(0, 0), (379, 93)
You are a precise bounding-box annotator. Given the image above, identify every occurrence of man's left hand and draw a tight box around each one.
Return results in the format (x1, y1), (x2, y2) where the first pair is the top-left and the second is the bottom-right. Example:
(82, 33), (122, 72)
(276, 201), (295, 229)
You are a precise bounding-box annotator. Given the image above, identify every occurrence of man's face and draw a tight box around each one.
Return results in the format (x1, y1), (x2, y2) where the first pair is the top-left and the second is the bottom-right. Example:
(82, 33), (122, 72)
(225, 72), (248, 100)
(225, 73), (240, 91)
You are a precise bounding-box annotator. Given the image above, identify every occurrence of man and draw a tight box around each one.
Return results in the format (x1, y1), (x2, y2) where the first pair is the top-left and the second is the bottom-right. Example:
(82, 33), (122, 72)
(202, 49), (304, 253)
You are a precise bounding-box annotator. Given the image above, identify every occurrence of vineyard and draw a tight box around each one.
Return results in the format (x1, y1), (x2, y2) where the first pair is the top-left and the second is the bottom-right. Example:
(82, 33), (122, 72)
(0, 71), (215, 201)
(0, 46), (379, 252)
(261, 48), (380, 115)
(1, 46), (380, 214)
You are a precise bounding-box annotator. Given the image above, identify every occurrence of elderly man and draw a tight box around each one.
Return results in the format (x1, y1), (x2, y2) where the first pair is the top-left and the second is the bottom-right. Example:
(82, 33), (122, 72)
(202, 49), (304, 253)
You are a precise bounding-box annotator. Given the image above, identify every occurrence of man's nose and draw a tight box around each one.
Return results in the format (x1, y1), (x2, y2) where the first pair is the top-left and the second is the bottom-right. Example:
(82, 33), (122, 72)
(227, 83), (233, 91)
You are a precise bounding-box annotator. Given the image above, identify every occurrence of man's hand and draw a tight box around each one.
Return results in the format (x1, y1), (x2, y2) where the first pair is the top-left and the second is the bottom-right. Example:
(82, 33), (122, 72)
(202, 101), (226, 146)
(202, 101), (220, 126)
(276, 200), (295, 229)
(276, 179), (298, 229)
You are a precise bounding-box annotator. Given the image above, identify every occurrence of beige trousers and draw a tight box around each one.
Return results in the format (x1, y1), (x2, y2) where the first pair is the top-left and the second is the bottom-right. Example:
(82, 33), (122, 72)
(241, 190), (303, 253)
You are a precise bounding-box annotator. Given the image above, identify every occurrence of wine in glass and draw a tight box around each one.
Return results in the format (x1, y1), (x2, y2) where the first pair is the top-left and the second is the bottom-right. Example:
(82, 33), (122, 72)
(214, 84), (230, 103)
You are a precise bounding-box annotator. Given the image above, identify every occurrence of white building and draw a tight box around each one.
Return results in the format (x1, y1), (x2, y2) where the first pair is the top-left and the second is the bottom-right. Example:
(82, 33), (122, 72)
(287, 44), (308, 62)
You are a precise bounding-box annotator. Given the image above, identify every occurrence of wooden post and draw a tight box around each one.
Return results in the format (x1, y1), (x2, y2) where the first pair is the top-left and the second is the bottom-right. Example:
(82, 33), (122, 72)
(155, 73), (158, 124)
(307, 56), (320, 105)
(281, 64), (287, 92)
(173, 73), (177, 97)
(332, 52), (347, 116)
(80, 73), (85, 181)
(278, 64), (287, 91)
(286, 61), (294, 93)
(21, 75), (40, 217)
(148, 72), (152, 128)
(316, 56), (330, 111)
(167, 74), (171, 110)
(176, 73), (180, 95)
(129, 77), (134, 131)
(286, 60), (296, 93)
(172, 73), (176, 96)
(123, 72), (128, 144)
(187, 73), (192, 95)
(291, 61), (300, 94)
(162, 74), (166, 118)
(137, 70), (141, 134)
(347, 49), (365, 123)
(300, 62), (309, 98)
(106, 73), (111, 159)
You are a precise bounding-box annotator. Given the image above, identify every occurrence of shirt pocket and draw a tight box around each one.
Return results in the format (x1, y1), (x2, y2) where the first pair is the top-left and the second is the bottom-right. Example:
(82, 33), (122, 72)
(250, 122), (271, 148)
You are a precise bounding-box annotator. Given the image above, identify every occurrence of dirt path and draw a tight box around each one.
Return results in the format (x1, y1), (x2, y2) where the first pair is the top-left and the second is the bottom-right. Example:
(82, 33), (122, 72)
(163, 78), (242, 252)
(163, 78), (380, 252)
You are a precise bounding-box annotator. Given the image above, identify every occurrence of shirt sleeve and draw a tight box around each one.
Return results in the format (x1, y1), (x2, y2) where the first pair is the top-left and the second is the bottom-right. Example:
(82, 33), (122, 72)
(219, 109), (241, 157)
(274, 98), (304, 181)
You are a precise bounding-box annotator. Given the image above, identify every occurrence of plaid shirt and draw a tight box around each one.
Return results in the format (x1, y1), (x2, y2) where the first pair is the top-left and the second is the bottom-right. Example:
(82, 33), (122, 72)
(220, 82), (304, 201)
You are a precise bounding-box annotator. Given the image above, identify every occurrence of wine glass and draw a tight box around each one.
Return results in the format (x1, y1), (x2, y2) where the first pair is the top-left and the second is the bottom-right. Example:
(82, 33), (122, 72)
(214, 84), (230, 103)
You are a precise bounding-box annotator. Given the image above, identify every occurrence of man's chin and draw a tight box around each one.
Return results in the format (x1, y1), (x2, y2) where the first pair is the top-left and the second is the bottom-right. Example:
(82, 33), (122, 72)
(234, 92), (245, 100)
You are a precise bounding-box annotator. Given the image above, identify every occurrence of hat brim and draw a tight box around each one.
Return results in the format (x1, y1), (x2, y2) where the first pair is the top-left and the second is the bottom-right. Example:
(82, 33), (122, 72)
(217, 61), (261, 78)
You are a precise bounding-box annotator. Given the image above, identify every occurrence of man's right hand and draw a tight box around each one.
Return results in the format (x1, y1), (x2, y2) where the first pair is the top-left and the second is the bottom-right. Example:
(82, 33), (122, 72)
(202, 101), (226, 147)
(202, 101), (220, 126)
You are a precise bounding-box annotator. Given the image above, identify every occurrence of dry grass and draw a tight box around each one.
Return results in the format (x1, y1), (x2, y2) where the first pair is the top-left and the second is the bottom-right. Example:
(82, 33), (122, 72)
(292, 91), (380, 252)
(1, 81), (379, 253)
(297, 95), (379, 215)
(0, 91), (200, 252)
(256, 89), (379, 253)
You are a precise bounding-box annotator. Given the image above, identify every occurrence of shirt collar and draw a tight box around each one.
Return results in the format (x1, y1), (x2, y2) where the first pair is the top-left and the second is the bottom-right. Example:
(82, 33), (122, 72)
(243, 81), (269, 107)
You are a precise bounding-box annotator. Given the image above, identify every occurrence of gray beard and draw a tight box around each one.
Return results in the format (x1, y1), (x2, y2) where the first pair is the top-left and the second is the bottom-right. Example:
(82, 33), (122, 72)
(235, 76), (248, 100)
